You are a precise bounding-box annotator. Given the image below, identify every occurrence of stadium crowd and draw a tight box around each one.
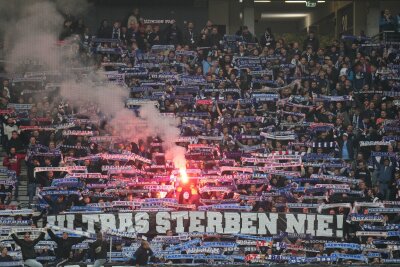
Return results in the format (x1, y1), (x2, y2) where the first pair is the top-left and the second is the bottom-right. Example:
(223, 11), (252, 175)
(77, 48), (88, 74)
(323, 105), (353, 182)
(0, 5), (399, 267)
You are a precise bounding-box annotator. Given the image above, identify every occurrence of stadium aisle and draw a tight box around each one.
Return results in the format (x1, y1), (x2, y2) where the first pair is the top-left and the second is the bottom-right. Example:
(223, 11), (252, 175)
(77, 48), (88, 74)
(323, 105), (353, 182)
(0, 145), (29, 206)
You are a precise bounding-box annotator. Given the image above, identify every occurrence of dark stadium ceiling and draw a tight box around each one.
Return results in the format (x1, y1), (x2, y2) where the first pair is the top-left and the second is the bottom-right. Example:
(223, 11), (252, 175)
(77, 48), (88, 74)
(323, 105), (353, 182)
(88, 0), (339, 8)
(87, 0), (335, 13)
(88, 0), (208, 6)
(86, 0), (344, 23)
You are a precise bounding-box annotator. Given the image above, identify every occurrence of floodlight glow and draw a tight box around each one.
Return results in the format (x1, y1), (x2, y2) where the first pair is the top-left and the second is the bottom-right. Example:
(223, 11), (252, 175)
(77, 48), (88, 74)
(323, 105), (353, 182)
(261, 13), (309, 18)
(285, 1), (325, 3)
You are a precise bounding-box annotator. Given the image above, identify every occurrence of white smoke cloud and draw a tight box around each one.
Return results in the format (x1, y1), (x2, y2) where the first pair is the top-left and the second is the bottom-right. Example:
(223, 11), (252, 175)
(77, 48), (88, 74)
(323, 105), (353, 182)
(59, 72), (127, 116)
(139, 103), (186, 167)
(55, 0), (92, 17)
(4, 1), (64, 73)
(3, 0), (186, 167)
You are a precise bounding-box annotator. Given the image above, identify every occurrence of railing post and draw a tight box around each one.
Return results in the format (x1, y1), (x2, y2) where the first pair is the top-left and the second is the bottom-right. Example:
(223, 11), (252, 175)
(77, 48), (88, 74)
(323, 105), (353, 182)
(109, 235), (113, 263)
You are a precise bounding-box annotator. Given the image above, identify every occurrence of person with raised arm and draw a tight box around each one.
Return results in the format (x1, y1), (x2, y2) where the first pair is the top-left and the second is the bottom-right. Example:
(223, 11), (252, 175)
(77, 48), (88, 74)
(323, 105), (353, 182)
(47, 228), (87, 267)
(10, 228), (46, 267)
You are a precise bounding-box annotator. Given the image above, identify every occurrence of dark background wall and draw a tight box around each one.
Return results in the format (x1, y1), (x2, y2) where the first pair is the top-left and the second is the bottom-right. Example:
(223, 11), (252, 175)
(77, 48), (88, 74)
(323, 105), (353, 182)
(71, 0), (400, 39)
(84, 0), (209, 35)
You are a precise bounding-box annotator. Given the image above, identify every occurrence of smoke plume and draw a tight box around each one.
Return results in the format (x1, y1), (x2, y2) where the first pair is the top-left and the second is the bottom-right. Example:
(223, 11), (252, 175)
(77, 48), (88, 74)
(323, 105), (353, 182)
(2, 0), (186, 167)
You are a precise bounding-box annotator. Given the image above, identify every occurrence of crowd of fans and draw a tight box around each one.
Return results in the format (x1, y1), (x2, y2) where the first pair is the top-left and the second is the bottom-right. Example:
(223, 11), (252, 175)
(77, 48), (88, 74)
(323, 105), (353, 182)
(0, 6), (399, 267)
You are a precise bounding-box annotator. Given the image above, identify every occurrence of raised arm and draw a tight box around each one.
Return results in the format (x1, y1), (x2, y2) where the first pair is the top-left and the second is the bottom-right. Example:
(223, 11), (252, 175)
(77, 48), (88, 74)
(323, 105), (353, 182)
(215, 102), (223, 117)
(11, 233), (23, 247)
(32, 231), (45, 246)
(47, 228), (60, 242)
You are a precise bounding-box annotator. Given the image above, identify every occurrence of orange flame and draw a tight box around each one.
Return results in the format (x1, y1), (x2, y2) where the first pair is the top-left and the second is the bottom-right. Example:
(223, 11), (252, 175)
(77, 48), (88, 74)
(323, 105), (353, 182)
(179, 168), (188, 184)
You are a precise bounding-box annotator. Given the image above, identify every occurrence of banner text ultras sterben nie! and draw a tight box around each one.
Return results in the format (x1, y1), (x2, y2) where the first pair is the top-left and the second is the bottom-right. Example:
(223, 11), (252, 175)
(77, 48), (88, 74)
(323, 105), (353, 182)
(48, 212), (344, 237)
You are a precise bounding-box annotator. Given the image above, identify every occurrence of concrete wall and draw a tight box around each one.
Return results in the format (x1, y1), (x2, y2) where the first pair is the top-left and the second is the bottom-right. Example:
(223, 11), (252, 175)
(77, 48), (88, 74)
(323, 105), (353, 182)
(256, 19), (303, 36)
(366, 1), (382, 37)
(311, 0), (399, 38)
(352, 0), (400, 38)
(209, 0), (230, 33)
(228, 0), (242, 35)
(305, 0), (353, 36)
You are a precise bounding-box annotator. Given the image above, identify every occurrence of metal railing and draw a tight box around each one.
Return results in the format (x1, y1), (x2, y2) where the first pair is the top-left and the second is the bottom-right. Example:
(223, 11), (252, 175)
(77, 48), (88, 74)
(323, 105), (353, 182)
(371, 31), (400, 45)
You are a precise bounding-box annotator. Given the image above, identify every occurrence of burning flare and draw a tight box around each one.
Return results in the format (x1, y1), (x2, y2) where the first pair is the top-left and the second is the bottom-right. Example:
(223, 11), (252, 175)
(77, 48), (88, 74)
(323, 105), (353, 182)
(179, 168), (188, 184)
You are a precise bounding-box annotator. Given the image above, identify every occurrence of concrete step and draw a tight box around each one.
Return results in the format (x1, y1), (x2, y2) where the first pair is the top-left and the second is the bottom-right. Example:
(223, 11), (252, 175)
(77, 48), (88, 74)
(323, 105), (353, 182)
(18, 195), (29, 200)
(0, 146), (33, 205)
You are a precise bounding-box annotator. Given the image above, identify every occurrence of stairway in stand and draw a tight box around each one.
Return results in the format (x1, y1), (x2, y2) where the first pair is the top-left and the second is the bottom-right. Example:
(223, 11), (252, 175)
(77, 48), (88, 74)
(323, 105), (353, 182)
(0, 146), (30, 207)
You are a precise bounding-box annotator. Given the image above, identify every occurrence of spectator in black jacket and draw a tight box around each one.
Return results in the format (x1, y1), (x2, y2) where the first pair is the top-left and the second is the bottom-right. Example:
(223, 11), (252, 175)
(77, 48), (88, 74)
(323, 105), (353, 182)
(303, 31), (319, 51)
(26, 158), (41, 203)
(47, 228), (86, 266)
(11, 229), (46, 267)
(7, 131), (24, 154)
(47, 195), (68, 215)
(89, 232), (108, 267)
(0, 184), (12, 205)
(259, 27), (275, 48)
(147, 24), (161, 46)
(165, 21), (183, 45)
(377, 158), (395, 200)
(182, 21), (197, 48)
(209, 27), (222, 48)
(97, 19), (111, 39)
(59, 19), (74, 40)
(241, 26), (256, 43)
(134, 239), (154, 266)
